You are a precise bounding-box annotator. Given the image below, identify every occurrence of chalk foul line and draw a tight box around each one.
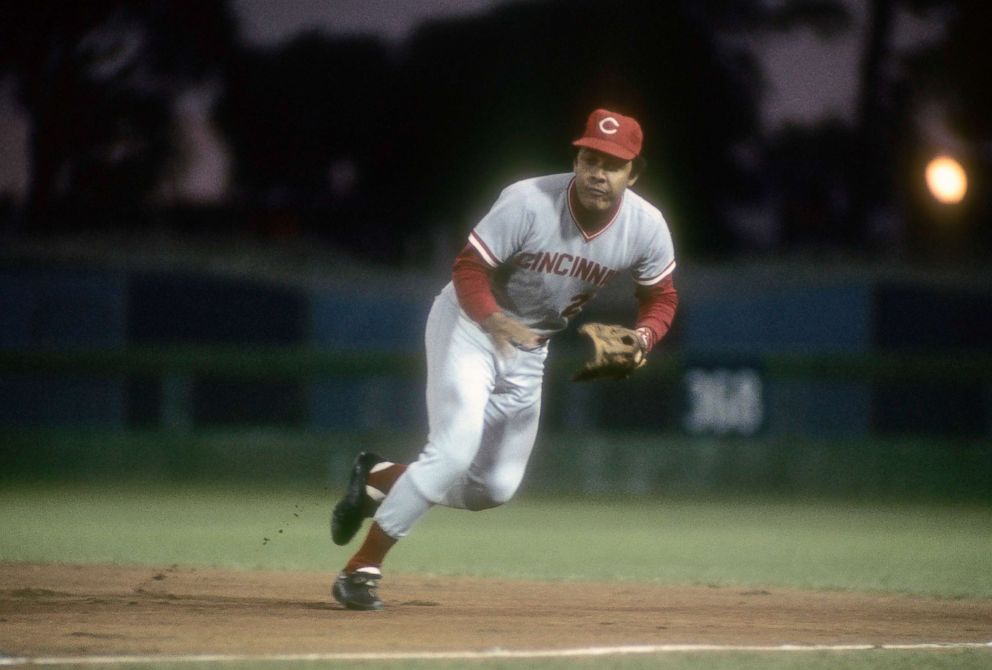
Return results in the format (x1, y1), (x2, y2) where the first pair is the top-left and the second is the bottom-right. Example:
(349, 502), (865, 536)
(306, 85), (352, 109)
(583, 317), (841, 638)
(1, 642), (991, 666)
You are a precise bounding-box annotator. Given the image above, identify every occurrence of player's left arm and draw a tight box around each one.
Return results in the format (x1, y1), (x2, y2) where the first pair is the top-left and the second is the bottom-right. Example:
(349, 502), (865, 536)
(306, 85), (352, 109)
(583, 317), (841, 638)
(630, 216), (678, 353)
(634, 275), (678, 352)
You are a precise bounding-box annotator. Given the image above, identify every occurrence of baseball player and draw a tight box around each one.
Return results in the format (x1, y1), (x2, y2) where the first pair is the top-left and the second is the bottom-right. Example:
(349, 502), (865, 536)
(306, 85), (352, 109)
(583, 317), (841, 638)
(330, 108), (679, 610)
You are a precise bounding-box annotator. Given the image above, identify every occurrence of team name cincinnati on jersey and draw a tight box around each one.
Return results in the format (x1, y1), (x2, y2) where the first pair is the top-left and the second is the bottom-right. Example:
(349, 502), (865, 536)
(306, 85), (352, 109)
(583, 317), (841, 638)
(514, 251), (618, 287)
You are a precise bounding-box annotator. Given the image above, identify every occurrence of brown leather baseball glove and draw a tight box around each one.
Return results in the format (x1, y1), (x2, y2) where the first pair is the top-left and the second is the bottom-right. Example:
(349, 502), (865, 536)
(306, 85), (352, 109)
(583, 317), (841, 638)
(572, 323), (646, 381)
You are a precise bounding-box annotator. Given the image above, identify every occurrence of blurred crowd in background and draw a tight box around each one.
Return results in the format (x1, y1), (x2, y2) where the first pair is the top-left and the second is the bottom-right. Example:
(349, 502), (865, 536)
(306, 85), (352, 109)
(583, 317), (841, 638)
(1, 0), (989, 268)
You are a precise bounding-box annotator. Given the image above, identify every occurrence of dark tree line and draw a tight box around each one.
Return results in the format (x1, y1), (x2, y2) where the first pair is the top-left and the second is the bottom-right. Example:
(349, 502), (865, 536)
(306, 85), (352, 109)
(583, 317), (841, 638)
(215, 0), (789, 261)
(0, 1), (235, 227)
(767, 0), (992, 258)
(1, 0), (988, 263)
(213, 0), (858, 261)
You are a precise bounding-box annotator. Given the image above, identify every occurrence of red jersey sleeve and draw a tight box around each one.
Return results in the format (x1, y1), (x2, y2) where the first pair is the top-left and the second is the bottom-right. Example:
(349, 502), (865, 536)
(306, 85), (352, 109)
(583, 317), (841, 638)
(452, 244), (502, 324)
(634, 275), (678, 352)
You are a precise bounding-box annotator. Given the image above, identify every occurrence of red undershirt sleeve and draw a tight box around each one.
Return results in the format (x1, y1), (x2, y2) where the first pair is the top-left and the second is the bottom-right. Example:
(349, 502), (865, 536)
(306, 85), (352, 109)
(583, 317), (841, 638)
(452, 244), (501, 324)
(634, 275), (678, 352)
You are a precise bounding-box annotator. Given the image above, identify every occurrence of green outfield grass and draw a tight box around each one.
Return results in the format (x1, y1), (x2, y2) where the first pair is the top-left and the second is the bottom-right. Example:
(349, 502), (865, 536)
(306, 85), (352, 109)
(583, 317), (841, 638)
(2, 483), (990, 670)
(1, 482), (990, 599)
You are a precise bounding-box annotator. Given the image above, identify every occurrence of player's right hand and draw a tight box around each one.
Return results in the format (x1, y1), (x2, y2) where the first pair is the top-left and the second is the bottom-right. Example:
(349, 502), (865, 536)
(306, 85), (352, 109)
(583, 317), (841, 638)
(482, 312), (542, 355)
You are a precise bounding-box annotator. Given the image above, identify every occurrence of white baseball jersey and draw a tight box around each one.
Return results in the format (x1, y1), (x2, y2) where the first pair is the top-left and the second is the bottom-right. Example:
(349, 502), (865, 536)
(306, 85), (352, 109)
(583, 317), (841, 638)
(467, 173), (676, 336)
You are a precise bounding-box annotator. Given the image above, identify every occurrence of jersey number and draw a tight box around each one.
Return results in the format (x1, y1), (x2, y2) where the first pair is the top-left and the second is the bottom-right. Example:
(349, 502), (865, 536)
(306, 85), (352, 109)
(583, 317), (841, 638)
(561, 292), (594, 319)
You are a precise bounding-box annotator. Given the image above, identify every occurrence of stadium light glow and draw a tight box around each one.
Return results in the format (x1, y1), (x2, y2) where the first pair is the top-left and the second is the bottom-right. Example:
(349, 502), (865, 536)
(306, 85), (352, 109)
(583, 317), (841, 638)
(925, 155), (967, 205)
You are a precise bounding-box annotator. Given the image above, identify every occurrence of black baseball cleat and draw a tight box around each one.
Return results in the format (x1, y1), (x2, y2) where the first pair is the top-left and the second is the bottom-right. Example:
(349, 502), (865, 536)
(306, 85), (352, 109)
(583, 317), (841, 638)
(331, 451), (385, 546)
(332, 568), (384, 611)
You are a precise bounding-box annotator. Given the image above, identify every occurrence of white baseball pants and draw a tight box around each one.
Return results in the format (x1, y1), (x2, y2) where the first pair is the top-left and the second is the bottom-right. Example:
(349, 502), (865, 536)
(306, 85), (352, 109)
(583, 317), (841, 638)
(374, 284), (547, 539)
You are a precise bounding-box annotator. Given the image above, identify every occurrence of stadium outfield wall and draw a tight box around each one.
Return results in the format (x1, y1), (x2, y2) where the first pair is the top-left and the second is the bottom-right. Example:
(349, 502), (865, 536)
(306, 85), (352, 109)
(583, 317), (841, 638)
(0, 256), (989, 497)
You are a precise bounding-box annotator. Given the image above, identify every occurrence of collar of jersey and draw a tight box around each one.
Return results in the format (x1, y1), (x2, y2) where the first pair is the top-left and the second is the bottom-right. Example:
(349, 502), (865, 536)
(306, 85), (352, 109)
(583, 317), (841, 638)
(567, 177), (623, 241)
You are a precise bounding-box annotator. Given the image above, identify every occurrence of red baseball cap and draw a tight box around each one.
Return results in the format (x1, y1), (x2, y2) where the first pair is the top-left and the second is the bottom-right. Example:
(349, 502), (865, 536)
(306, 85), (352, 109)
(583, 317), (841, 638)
(572, 108), (643, 160)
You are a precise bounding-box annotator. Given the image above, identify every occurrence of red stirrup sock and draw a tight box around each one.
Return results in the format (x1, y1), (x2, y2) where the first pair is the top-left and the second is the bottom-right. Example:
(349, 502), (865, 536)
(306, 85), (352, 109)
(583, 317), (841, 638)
(345, 522), (397, 574)
(366, 463), (408, 501)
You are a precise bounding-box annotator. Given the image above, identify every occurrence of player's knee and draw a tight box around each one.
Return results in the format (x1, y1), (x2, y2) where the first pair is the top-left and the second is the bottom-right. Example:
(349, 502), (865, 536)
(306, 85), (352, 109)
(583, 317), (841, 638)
(464, 479), (519, 511)
(463, 491), (502, 511)
(487, 481), (520, 507)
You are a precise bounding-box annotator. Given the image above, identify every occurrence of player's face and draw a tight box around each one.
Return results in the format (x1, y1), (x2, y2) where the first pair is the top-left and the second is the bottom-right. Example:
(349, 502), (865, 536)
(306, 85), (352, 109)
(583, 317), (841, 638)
(572, 148), (639, 213)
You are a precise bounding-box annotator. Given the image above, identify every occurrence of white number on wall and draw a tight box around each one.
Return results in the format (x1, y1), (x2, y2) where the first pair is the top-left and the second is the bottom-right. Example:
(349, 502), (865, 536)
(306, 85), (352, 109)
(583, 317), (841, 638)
(683, 368), (764, 435)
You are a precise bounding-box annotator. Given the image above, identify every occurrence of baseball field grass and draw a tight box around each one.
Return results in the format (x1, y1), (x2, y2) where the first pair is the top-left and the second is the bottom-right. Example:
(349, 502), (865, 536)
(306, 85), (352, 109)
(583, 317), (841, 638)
(2, 482), (990, 597)
(1, 481), (990, 669)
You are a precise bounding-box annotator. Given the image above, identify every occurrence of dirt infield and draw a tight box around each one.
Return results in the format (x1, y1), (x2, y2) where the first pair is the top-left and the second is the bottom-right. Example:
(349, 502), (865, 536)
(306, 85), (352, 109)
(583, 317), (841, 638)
(1, 562), (990, 659)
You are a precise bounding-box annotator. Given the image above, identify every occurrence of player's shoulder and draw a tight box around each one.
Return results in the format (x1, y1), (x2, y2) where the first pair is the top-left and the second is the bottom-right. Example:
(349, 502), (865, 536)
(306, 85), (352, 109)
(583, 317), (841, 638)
(497, 173), (572, 205)
(623, 188), (667, 226)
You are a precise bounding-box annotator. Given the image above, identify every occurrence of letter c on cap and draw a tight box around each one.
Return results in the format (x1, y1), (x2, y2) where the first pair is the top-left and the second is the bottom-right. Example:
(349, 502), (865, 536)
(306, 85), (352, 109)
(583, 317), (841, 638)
(598, 116), (620, 135)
